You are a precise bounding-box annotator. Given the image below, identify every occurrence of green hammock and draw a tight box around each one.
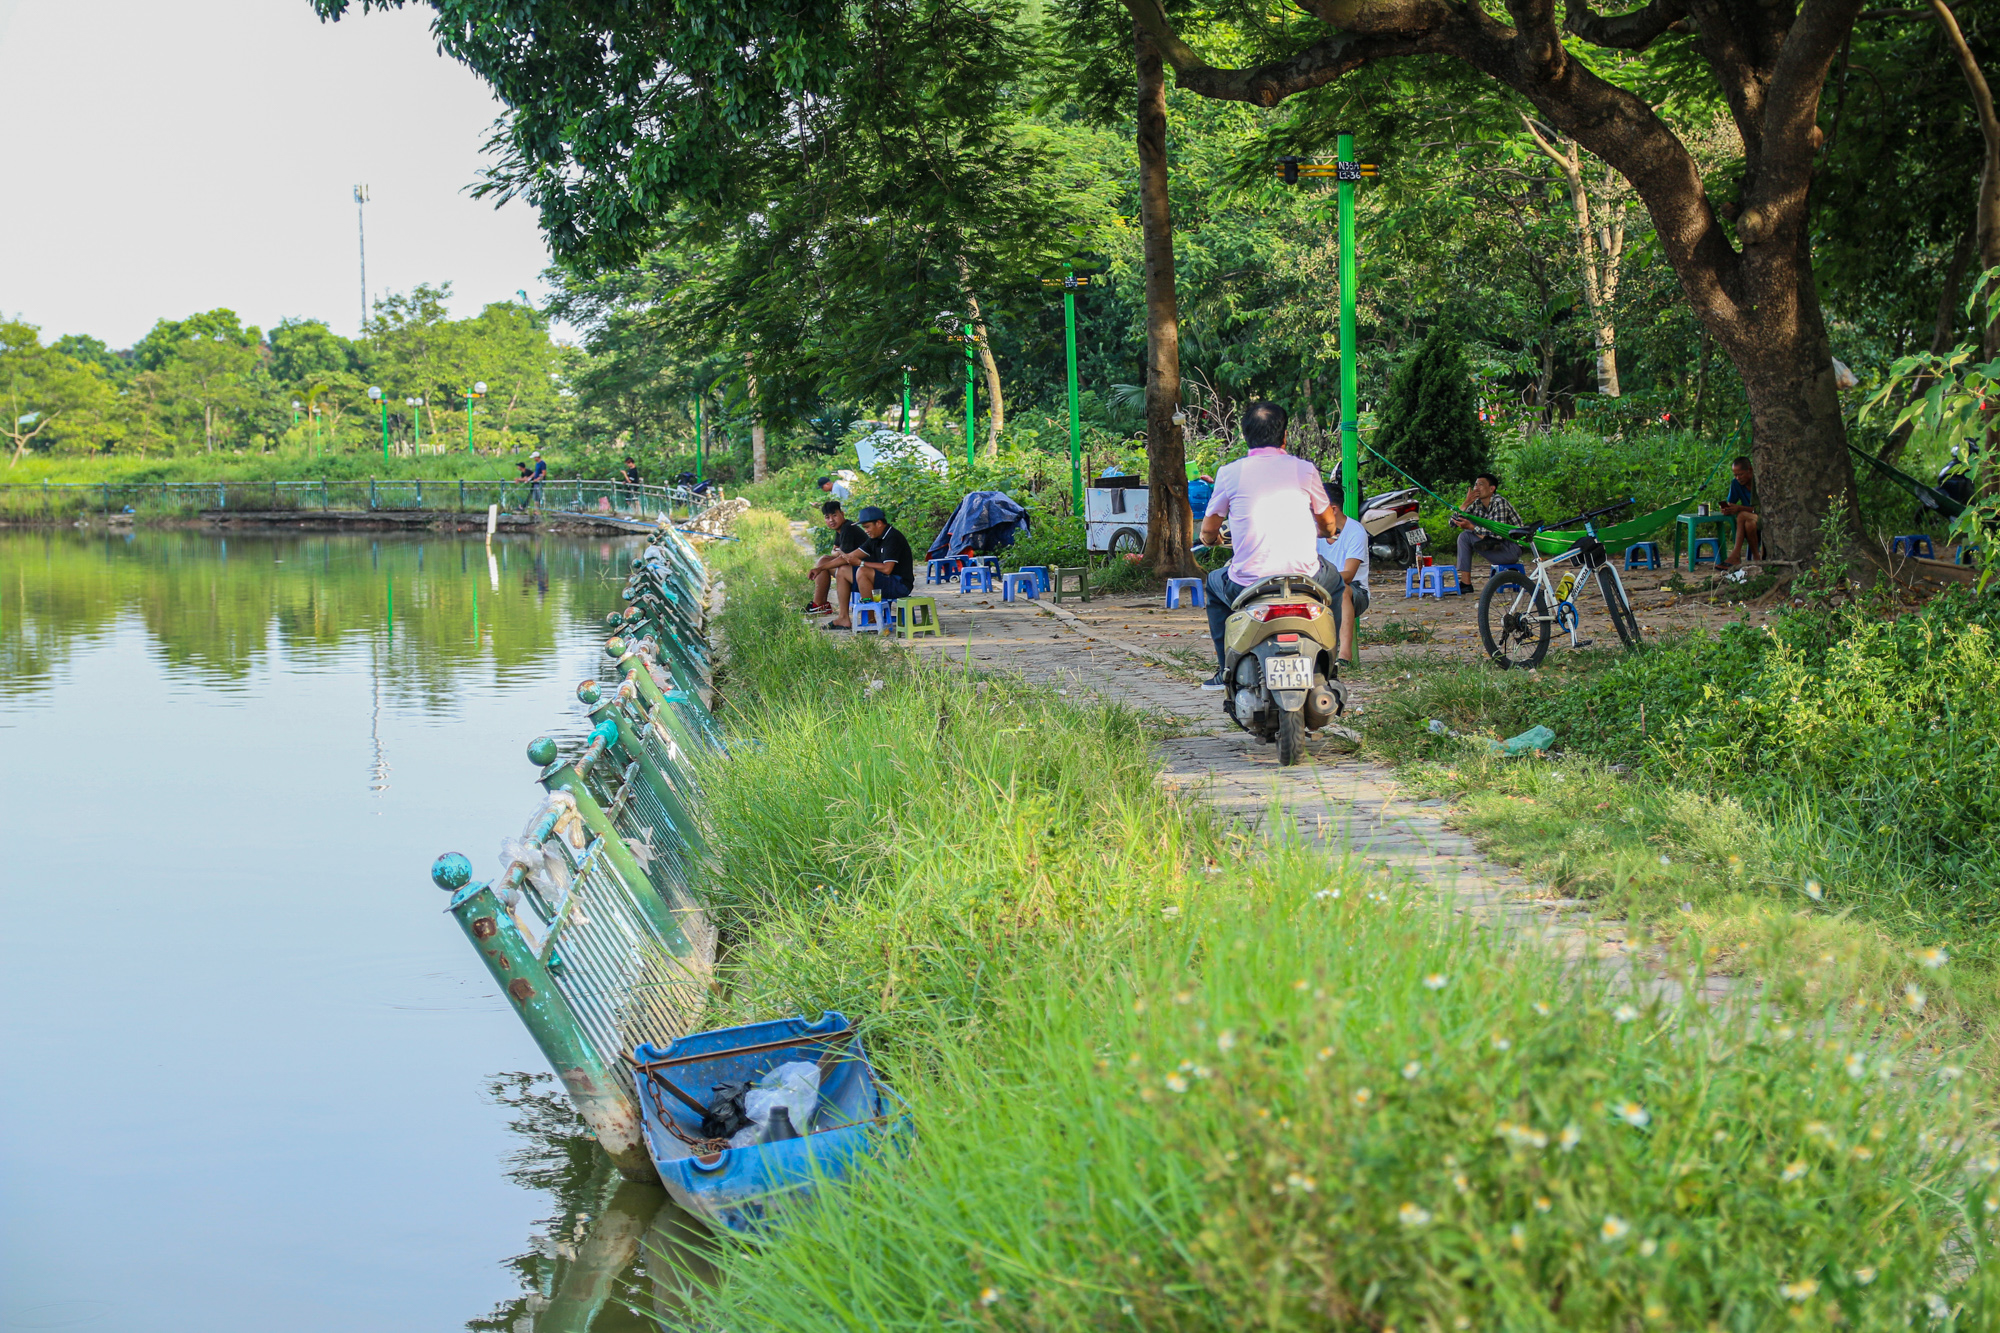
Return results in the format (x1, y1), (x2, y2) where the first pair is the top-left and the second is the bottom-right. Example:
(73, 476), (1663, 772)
(1847, 441), (1967, 520)
(1461, 497), (1695, 557)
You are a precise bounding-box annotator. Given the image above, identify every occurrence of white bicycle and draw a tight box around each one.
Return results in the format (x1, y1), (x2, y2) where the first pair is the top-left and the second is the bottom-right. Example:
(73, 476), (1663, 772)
(1476, 502), (1643, 669)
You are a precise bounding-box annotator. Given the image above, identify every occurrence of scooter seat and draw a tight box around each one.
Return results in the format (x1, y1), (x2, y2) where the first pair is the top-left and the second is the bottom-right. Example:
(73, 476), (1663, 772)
(1229, 574), (1335, 611)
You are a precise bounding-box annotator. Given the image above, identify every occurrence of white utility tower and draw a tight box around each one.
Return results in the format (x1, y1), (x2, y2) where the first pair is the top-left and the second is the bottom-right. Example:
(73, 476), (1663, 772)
(354, 184), (371, 335)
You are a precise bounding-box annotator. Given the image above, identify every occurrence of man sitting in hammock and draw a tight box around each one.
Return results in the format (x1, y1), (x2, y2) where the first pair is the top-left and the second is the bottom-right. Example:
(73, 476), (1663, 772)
(1718, 456), (1762, 568)
(1451, 473), (1525, 581)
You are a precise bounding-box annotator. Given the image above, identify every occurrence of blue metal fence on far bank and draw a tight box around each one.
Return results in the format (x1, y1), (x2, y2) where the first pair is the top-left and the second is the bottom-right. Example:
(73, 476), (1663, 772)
(0, 478), (723, 520)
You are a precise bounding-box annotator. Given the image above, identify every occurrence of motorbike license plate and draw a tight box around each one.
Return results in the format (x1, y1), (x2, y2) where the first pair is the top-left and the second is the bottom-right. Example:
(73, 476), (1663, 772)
(1265, 655), (1313, 690)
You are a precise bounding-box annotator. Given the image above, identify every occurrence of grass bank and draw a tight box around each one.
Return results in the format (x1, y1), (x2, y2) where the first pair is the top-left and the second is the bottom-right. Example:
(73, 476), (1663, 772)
(669, 513), (1996, 1329)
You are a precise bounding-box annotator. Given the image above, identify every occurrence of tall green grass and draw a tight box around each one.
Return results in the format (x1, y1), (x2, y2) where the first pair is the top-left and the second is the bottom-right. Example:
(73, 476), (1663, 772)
(673, 515), (1997, 1329)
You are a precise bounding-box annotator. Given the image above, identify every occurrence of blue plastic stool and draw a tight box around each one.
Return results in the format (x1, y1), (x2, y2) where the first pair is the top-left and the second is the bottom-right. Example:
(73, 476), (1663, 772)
(1891, 534), (1936, 559)
(958, 566), (995, 593)
(966, 555), (1001, 574)
(1689, 537), (1722, 568)
(1488, 563), (1526, 576)
(1405, 566), (1462, 599)
(1165, 577), (1206, 609)
(1000, 572), (1039, 602)
(925, 558), (958, 585)
(850, 597), (892, 633)
(1960, 545), (1981, 566)
(1016, 565), (1051, 594)
(1624, 542), (1660, 570)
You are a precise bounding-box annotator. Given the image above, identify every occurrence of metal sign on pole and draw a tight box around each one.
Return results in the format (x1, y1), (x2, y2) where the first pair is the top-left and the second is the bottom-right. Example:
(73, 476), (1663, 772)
(1275, 146), (1377, 518)
(901, 366), (913, 432)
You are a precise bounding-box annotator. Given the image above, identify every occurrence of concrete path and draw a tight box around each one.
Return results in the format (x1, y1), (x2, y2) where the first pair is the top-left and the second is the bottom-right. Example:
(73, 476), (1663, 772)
(888, 578), (1728, 1003)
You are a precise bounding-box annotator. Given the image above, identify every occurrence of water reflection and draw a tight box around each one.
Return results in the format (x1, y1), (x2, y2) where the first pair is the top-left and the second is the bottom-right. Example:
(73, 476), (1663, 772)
(475, 1074), (721, 1333)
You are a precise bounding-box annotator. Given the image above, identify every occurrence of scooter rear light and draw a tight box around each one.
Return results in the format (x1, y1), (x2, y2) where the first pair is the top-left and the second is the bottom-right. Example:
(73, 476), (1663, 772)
(1248, 603), (1322, 622)
(1393, 503), (1419, 516)
(1275, 633), (1300, 644)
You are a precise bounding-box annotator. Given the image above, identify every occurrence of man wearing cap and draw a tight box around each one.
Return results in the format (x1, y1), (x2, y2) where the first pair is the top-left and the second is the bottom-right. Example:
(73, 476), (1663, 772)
(826, 506), (914, 629)
(804, 499), (870, 614)
(528, 450), (547, 508)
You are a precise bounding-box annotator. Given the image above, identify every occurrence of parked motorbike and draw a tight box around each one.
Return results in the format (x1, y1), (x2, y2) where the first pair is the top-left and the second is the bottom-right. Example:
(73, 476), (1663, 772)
(1216, 571), (1348, 766)
(1324, 479), (1429, 567)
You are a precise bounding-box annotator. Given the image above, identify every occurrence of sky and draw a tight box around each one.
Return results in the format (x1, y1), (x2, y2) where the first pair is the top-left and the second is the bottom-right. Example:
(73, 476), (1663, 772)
(0, 0), (559, 349)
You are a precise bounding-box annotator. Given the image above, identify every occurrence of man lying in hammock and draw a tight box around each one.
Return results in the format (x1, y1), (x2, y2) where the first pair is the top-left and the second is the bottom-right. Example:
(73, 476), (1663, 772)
(1719, 456), (1761, 568)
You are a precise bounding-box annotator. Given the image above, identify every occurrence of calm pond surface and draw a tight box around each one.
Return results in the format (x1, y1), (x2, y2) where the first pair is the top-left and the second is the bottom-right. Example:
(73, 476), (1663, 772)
(0, 529), (710, 1333)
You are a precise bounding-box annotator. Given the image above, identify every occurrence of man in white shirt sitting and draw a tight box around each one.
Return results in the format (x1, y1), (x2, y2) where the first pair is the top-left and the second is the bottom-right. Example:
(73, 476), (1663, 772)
(1315, 485), (1370, 666)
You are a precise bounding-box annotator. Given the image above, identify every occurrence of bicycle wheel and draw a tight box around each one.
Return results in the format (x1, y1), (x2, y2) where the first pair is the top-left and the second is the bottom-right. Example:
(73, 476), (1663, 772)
(1597, 565), (1643, 651)
(1478, 571), (1551, 669)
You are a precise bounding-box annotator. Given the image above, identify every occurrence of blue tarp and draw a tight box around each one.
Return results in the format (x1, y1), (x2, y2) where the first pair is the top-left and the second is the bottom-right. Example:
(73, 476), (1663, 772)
(927, 490), (1032, 560)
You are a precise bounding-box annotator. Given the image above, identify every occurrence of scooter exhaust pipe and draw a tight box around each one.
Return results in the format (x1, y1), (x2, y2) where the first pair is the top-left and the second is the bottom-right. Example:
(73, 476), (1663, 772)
(1303, 682), (1346, 730)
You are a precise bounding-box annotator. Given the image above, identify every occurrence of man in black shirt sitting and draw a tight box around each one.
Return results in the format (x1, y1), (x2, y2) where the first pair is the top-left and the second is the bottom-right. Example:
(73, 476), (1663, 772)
(805, 500), (869, 614)
(826, 505), (914, 629)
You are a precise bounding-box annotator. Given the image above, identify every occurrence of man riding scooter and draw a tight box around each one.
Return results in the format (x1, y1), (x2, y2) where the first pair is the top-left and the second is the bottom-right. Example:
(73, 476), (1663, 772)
(1197, 401), (1343, 688)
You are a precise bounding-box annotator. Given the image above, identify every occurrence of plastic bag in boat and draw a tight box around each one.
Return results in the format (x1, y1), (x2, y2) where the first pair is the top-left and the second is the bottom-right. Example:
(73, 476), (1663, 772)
(726, 1062), (821, 1148)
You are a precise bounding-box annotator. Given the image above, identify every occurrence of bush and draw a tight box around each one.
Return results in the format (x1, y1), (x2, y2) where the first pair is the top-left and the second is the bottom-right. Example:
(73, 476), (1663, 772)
(675, 519), (1998, 1330)
(1375, 326), (1491, 491)
(1493, 426), (1730, 532)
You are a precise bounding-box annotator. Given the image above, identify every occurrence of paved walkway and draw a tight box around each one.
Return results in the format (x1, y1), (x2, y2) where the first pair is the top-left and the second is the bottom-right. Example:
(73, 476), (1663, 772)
(889, 575), (1727, 1003)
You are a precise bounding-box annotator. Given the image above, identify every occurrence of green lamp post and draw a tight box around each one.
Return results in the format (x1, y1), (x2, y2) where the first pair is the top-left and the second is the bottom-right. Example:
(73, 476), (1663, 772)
(465, 382), (486, 453)
(406, 396), (423, 453)
(1044, 264), (1090, 516)
(694, 392), (705, 483)
(291, 398), (301, 427)
(1277, 140), (1376, 518)
(963, 323), (978, 467)
(369, 385), (387, 463)
(901, 366), (913, 433)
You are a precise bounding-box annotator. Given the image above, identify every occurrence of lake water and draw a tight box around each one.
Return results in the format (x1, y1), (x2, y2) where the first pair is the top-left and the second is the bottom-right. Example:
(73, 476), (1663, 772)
(0, 529), (708, 1333)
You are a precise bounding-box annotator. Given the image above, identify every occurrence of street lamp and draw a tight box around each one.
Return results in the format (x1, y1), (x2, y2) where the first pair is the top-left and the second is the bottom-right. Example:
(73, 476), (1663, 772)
(465, 381), (487, 453)
(369, 385), (387, 463)
(405, 397), (424, 452)
(291, 399), (301, 427)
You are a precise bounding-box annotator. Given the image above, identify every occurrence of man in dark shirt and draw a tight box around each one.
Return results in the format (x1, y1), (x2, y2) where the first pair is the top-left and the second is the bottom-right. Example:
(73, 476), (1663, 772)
(1719, 455), (1761, 567)
(805, 500), (869, 613)
(620, 456), (642, 485)
(826, 505), (914, 629)
(527, 451), (548, 508)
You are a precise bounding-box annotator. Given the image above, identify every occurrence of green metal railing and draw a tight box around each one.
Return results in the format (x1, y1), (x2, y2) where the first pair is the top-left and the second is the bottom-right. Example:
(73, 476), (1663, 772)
(431, 521), (726, 1184)
(0, 478), (724, 522)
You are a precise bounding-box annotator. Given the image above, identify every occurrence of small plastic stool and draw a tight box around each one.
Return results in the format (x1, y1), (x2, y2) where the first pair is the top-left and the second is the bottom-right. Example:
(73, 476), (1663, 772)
(1891, 534), (1936, 559)
(1624, 541), (1660, 570)
(925, 558), (958, 585)
(1488, 562), (1525, 576)
(1165, 577), (1205, 609)
(1000, 572), (1040, 602)
(850, 596), (892, 633)
(1959, 545), (1981, 566)
(894, 597), (941, 638)
(958, 566), (995, 593)
(1052, 566), (1091, 603)
(1689, 537), (1722, 568)
(1405, 566), (1461, 599)
(1016, 565), (1051, 593)
(966, 554), (1001, 574)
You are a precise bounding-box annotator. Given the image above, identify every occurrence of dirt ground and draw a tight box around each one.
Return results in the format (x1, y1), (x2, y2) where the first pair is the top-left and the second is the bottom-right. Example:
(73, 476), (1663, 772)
(1048, 557), (1776, 677)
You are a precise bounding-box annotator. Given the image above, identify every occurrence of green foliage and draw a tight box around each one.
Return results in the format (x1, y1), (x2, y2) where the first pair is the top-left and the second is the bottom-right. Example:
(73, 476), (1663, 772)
(0, 320), (120, 464)
(1491, 426), (1728, 528)
(1375, 325), (1491, 489)
(680, 518), (1997, 1330)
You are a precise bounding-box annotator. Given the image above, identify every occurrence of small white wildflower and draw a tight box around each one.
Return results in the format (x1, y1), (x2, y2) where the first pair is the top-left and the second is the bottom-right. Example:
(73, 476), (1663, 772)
(1191, 1065), (1213, 1080)
(1491, 1034), (1511, 1051)
(1423, 973), (1448, 991)
(1285, 1172), (1317, 1193)
(1509, 1223), (1527, 1251)
(1905, 984), (1927, 1012)
(1452, 1171), (1470, 1195)
(1559, 1124), (1582, 1152)
(1533, 1195), (1552, 1213)
(1782, 1160), (1809, 1182)
(1352, 1087), (1373, 1107)
(1402, 1061), (1423, 1080)
(1639, 1238), (1657, 1257)
(1773, 1024), (1795, 1043)
(1852, 1266), (1876, 1285)
(1165, 1075), (1189, 1094)
(1216, 1030), (1237, 1053)
(1804, 881), (1823, 902)
(1779, 1278), (1819, 1303)
(1920, 947), (1949, 970)
(1396, 1202), (1432, 1227)
(1533, 1001), (1552, 1017)
(1616, 1101), (1651, 1128)
(1599, 1215), (1631, 1243)
(1925, 1293), (1950, 1320)
(1316, 1046), (1334, 1061)
(1613, 1004), (1640, 1024)
(1967, 1152), (2000, 1178)
(1844, 1051), (1867, 1080)
(979, 1286), (1001, 1307)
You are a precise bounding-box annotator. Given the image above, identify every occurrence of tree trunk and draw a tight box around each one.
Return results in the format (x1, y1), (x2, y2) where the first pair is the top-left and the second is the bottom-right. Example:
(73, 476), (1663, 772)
(1931, 0), (2000, 357)
(1522, 118), (1625, 397)
(1135, 24), (1195, 579)
(744, 352), (767, 482)
(956, 258), (1006, 457)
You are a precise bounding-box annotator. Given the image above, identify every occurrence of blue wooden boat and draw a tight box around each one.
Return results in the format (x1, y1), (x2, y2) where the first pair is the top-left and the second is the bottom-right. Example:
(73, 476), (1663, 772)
(629, 1011), (893, 1232)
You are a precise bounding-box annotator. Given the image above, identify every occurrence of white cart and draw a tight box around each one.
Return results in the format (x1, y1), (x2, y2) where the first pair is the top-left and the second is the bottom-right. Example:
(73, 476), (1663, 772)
(1085, 478), (1150, 554)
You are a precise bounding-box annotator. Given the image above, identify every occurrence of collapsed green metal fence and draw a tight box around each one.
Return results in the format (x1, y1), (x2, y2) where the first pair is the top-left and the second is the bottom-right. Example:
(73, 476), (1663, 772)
(430, 521), (726, 1183)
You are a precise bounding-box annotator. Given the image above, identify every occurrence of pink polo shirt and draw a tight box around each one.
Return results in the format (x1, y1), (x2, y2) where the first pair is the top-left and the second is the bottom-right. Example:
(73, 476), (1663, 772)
(1204, 448), (1329, 584)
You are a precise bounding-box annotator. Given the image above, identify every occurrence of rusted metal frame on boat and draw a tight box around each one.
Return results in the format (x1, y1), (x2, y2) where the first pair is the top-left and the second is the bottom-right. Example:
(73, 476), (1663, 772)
(628, 1026), (858, 1072)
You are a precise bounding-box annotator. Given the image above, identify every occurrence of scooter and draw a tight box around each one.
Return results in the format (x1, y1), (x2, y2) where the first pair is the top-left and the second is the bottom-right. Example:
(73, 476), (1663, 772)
(1326, 474), (1429, 567)
(1217, 573), (1348, 766)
